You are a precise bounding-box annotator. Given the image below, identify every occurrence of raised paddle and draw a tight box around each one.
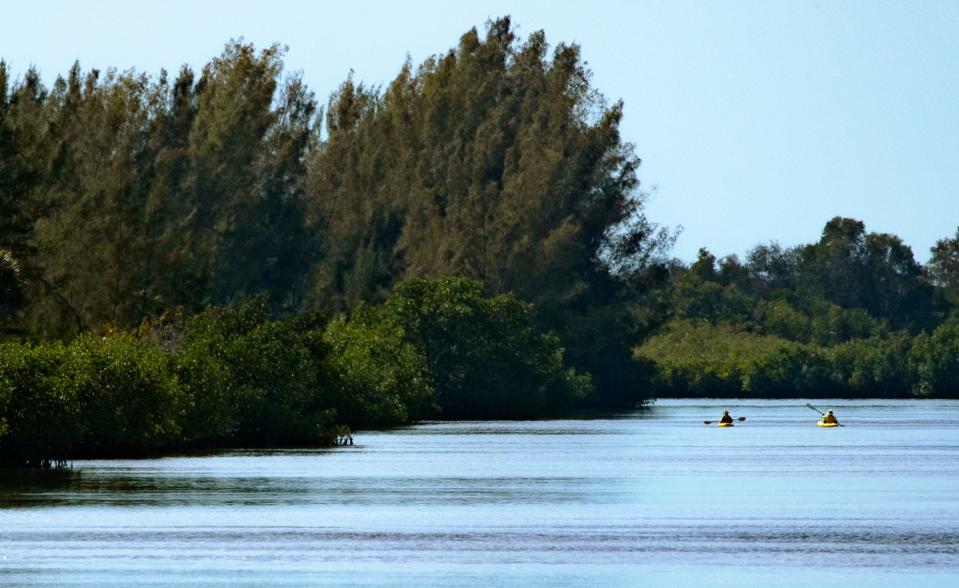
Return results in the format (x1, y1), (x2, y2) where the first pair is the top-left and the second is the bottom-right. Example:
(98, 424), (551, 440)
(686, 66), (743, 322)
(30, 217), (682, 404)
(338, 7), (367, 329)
(704, 416), (746, 425)
(806, 402), (844, 426)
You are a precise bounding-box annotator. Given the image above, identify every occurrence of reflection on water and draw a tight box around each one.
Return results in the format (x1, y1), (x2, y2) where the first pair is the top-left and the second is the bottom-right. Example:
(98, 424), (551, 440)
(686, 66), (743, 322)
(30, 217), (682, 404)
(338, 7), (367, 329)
(1, 399), (959, 586)
(0, 472), (600, 508)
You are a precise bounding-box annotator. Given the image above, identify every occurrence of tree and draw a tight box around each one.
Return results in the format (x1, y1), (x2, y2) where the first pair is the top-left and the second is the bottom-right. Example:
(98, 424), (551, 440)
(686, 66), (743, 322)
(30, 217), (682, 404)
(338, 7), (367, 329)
(26, 66), (158, 336)
(0, 63), (47, 255)
(306, 19), (669, 402)
(798, 217), (869, 310)
(797, 217), (932, 330)
(862, 231), (933, 330)
(746, 242), (799, 295)
(929, 227), (959, 309)
(310, 19), (658, 306)
(185, 43), (316, 309)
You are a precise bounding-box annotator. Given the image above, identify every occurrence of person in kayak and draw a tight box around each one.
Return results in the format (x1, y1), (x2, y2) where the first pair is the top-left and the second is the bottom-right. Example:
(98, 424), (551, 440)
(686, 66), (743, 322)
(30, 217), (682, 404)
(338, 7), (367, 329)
(719, 410), (734, 425)
(822, 410), (839, 425)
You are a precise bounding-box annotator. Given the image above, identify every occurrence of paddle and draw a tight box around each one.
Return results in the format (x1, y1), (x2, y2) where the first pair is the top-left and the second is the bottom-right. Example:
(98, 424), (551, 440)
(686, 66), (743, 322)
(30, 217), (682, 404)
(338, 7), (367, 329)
(806, 402), (844, 426)
(704, 416), (746, 425)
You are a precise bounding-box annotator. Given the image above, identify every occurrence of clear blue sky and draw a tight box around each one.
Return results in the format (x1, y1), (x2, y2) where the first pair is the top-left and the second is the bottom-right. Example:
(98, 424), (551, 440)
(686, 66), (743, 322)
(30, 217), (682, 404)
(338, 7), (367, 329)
(3, 0), (957, 262)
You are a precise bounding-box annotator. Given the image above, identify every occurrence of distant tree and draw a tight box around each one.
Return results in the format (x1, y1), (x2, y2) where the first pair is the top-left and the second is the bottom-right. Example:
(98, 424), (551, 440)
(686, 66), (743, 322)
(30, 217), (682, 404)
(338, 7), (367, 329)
(798, 217), (869, 310)
(797, 217), (932, 330)
(909, 320), (959, 397)
(756, 299), (812, 343)
(717, 254), (749, 288)
(669, 249), (753, 326)
(746, 242), (799, 295)
(929, 227), (959, 308)
(862, 231), (933, 330)
(688, 248), (717, 282)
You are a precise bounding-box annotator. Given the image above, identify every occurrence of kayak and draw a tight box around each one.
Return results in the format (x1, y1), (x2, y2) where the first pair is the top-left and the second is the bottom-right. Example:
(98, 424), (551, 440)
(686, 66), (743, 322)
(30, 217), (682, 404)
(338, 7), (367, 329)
(817, 421), (839, 427)
(717, 422), (734, 427)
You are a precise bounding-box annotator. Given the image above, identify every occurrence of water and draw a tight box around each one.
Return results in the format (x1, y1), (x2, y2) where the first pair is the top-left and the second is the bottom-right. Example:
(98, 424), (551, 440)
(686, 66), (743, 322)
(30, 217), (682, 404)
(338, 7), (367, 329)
(2, 399), (959, 586)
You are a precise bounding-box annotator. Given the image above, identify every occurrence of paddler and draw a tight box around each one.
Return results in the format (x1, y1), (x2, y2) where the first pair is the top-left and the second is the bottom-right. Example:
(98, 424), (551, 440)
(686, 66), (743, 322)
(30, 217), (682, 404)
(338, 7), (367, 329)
(719, 410), (734, 425)
(822, 410), (839, 425)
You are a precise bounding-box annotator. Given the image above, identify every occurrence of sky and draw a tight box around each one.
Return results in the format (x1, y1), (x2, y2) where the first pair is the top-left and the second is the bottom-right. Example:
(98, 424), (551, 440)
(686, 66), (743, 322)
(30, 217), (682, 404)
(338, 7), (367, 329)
(2, 0), (957, 262)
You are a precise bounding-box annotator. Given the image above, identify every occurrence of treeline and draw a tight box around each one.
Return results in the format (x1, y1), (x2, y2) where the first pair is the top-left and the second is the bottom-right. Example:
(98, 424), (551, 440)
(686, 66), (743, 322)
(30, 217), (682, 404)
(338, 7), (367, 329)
(3, 15), (959, 458)
(0, 277), (590, 467)
(635, 218), (959, 397)
(0, 18), (667, 407)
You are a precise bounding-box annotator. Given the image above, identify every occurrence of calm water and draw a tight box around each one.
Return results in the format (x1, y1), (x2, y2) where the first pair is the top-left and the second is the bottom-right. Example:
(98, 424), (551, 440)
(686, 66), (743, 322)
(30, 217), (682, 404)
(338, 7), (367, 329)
(2, 399), (959, 586)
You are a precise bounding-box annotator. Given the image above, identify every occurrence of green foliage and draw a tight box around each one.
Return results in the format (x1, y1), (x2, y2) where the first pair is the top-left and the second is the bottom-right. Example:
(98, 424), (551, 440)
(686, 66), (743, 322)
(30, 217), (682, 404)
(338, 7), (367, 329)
(174, 299), (336, 446)
(751, 294), (886, 346)
(322, 305), (434, 427)
(825, 335), (914, 397)
(2, 279), (594, 466)
(0, 334), (177, 463)
(929, 228), (959, 309)
(383, 277), (592, 418)
(0, 341), (81, 466)
(795, 218), (934, 331)
(0, 63), (46, 255)
(308, 21), (650, 311)
(5, 24), (959, 422)
(1, 24), (671, 409)
(671, 272), (754, 325)
(635, 320), (810, 397)
(304, 19), (669, 402)
(64, 334), (180, 454)
(638, 215), (959, 398)
(756, 299), (813, 343)
(636, 317), (959, 399)
(557, 295), (649, 407)
(2, 43), (317, 338)
(909, 320), (959, 397)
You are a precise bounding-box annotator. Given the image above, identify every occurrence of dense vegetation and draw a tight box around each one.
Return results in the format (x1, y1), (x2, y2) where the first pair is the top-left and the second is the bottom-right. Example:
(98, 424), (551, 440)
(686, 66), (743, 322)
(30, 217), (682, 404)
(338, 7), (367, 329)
(0, 19), (665, 409)
(0, 277), (589, 466)
(635, 219), (959, 398)
(2, 18), (959, 464)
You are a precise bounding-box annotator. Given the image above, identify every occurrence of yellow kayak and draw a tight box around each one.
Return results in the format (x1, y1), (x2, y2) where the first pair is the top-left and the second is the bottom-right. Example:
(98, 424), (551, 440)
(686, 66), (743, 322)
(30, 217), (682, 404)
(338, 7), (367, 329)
(817, 421), (839, 427)
(717, 422), (734, 427)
